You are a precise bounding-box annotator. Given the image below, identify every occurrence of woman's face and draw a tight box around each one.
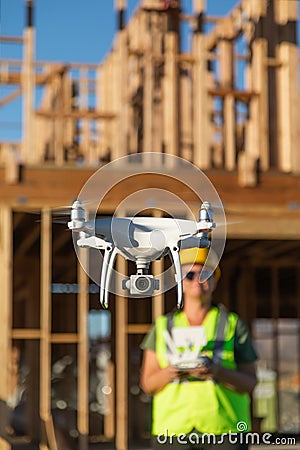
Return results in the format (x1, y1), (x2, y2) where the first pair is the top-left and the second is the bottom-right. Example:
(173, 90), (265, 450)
(182, 263), (215, 302)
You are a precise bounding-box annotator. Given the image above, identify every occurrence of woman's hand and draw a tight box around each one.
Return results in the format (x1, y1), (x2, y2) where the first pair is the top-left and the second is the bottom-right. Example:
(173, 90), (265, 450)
(141, 350), (181, 395)
(187, 358), (219, 380)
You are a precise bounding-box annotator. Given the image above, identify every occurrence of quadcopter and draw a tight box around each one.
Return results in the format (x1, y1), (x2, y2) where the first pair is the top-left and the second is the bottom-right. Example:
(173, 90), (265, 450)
(68, 200), (216, 309)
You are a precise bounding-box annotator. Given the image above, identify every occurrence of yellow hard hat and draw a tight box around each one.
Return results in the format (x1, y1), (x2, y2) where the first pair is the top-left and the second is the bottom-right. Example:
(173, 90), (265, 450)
(180, 247), (221, 280)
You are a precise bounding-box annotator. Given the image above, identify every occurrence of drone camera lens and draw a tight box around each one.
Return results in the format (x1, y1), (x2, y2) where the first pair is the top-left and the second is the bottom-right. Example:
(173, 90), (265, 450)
(135, 276), (151, 292)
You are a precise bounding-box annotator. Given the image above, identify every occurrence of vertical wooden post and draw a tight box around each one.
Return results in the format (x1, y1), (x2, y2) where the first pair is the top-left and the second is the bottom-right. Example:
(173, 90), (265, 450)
(244, 0), (268, 171)
(253, 38), (269, 170)
(163, 9), (179, 164)
(192, 1), (210, 168)
(219, 39), (234, 90)
(96, 66), (104, 161)
(115, 203), (128, 450)
(113, 0), (128, 161)
(180, 63), (193, 161)
(104, 361), (115, 439)
(115, 254), (128, 450)
(40, 208), (57, 450)
(53, 75), (64, 167)
(77, 249), (89, 450)
(80, 68), (92, 164)
(0, 207), (12, 414)
(22, 0), (36, 164)
(152, 14), (164, 158)
(219, 39), (235, 170)
(242, 34), (268, 184)
(36, 64), (52, 162)
(4, 145), (20, 184)
(142, 23), (153, 157)
(276, 0), (300, 172)
(98, 56), (114, 161)
(223, 93), (235, 170)
(62, 70), (74, 159)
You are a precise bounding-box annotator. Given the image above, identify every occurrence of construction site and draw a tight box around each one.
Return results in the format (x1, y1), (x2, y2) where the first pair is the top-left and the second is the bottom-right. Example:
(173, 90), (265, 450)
(0, 0), (300, 449)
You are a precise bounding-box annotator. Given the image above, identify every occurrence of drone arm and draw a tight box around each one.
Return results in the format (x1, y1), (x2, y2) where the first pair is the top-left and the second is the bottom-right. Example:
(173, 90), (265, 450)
(77, 234), (107, 249)
(168, 245), (183, 309)
(102, 247), (118, 309)
(179, 236), (210, 250)
(100, 244), (116, 309)
(75, 234), (115, 309)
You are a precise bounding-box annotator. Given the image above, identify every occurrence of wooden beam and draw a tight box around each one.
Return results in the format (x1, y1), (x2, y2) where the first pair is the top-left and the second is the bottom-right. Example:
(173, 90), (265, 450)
(0, 88), (21, 108)
(0, 35), (23, 43)
(142, 31), (153, 155)
(77, 248), (89, 450)
(226, 215), (300, 240)
(3, 145), (20, 185)
(52, 73), (64, 167)
(180, 63), (193, 161)
(2, 168), (300, 214)
(50, 333), (79, 343)
(104, 361), (115, 439)
(35, 109), (115, 120)
(192, 30), (209, 168)
(113, 28), (128, 160)
(79, 68), (92, 165)
(218, 38), (235, 170)
(37, 64), (68, 85)
(277, 34), (299, 172)
(242, 37), (268, 184)
(253, 39), (269, 170)
(163, 28), (179, 162)
(125, 324), (151, 334)
(208, 88), (257, 102)
(224, 94), (236, 170)
(12, 329), (41, 339)
(0, 207), (12, 403)
(21, 25), (36, 164)
(205, 0), (268, 51)
(40, 208), (57, 450)
(115, 214), (128, 450)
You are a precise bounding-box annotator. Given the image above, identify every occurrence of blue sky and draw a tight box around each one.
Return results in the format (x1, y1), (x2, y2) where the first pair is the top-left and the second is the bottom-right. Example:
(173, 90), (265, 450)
(0, 0), (244, 141)
(0, 0), (239, 62)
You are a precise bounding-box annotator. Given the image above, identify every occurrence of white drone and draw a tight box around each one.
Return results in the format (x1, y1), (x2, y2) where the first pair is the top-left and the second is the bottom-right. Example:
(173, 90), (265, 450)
(68, 200), (216, 309)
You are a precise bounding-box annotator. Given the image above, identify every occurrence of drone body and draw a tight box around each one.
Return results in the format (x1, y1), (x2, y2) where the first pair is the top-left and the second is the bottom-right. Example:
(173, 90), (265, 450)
(68, 201), (216, 309)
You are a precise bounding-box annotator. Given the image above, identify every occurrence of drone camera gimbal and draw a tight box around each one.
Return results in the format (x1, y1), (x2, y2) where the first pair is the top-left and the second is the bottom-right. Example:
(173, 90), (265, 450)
(122, 273), (160, 297)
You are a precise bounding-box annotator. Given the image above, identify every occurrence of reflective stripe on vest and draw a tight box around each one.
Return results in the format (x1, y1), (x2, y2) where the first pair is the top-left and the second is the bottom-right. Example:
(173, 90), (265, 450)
(153, 306), (251, 436)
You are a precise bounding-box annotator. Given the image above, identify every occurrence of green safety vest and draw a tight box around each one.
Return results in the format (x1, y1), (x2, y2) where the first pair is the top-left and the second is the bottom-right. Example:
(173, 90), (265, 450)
(152, 306), (251, 436)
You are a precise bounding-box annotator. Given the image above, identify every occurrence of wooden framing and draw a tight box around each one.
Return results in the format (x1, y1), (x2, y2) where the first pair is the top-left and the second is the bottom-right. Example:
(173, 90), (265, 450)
(0, 0), (298, 176)
(21, 19), (36, 164)
(77, 249), (89, 450)
(192, 26), (210, 168)
(0, 208), (12, 404)
(40, 208), (57, 450)
(116, 253), (128, 450)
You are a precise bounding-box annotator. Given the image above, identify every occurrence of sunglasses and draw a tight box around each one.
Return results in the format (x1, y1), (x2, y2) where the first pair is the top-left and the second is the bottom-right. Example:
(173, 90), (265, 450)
(184, 270), (212, 281)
